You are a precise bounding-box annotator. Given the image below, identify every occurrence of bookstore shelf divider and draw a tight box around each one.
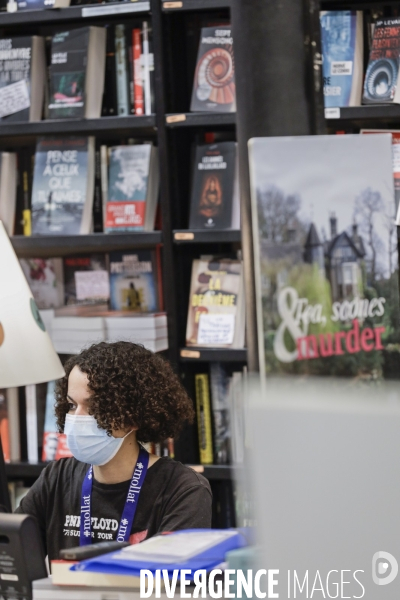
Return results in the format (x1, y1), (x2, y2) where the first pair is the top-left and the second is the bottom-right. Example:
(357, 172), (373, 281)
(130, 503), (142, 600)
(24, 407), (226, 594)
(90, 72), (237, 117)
(173, 229), (241, 244)
(161, 0), (231, 13)
(165, 112), (236, 128)
(179, 348), (247, 362)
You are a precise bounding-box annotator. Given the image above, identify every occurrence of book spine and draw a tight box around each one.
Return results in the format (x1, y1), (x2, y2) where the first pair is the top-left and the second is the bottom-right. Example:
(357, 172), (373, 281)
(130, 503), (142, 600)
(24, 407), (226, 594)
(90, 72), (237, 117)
(142, 21), (152, 116)
(92, 143), (103, 233)
(22, 149), (32, 236)
(7, 388), (20, 462)
(25, 384), (38, 464)
(133, 28), (144, 115)
(115, 24), (130, 116)
(102, 26), (117, 117)
(127, 27), (135, 114)
(100, 145), (108, 231)
(195, 374), (214, 465)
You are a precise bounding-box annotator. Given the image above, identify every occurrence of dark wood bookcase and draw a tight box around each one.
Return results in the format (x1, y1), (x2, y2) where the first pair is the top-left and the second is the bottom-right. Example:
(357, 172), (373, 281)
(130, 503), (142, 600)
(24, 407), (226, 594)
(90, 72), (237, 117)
(2, 0), (240, 521)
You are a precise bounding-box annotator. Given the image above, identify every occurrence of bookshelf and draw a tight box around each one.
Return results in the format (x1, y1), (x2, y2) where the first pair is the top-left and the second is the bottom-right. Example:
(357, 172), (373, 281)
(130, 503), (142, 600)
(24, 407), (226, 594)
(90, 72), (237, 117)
(1, 0), (239, 526)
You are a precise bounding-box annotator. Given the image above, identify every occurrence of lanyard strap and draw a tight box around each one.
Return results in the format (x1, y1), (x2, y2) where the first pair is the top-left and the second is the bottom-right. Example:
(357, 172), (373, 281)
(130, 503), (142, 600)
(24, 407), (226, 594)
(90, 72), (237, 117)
(80, 446), (149, 546)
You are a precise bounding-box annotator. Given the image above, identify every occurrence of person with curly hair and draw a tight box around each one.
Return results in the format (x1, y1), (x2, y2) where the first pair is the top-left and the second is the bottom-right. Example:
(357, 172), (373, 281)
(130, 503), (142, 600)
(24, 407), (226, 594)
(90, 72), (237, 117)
(16, 342), (212, 561)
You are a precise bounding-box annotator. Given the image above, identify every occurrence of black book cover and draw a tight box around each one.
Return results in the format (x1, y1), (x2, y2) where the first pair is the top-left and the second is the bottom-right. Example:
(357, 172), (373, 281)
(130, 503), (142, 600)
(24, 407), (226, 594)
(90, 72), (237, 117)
(189, 142), (236, 229)
(48, 28), (89, 119)
(63, 253), (107, 305)
(190, 26), (235, 113)
(92, 141), (103, 232)
(0, 37), (32, 122)
(102, 25), (117, 117)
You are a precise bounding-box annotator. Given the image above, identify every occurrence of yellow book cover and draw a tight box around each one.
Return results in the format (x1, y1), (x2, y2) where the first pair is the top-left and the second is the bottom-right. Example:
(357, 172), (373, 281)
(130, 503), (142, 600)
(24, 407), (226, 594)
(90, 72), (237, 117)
(195, 373), (213, 464)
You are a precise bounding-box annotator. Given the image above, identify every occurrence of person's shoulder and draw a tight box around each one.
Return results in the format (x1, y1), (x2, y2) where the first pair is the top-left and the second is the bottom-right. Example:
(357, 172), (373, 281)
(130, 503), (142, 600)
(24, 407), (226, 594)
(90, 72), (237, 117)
(150, 457), (211, 492)
(41, 457), (88, 481)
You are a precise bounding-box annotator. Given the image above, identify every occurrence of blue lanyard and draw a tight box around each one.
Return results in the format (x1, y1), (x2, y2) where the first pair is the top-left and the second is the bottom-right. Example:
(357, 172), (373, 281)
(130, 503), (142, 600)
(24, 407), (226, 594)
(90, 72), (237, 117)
(80, 446), (149, 546)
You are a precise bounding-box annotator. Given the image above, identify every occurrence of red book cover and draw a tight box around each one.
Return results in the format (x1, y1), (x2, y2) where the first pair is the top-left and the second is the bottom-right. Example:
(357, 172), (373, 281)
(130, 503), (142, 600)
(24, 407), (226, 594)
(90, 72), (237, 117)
(133, 29), (144, 115)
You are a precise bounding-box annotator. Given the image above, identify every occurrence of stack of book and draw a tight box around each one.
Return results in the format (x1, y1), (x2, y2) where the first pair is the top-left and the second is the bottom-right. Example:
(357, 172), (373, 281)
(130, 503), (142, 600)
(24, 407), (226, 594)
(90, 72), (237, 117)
(104, 313), (168, 353)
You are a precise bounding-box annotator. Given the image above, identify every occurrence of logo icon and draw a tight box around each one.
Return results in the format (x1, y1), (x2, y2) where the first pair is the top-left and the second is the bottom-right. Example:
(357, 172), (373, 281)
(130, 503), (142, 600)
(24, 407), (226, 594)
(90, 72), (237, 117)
(372, 551), (399, 585)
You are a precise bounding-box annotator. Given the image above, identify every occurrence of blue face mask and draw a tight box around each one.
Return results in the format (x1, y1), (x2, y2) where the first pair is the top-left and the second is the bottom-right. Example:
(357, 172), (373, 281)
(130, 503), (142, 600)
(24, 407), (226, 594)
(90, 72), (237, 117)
(64, 414), (133, 466)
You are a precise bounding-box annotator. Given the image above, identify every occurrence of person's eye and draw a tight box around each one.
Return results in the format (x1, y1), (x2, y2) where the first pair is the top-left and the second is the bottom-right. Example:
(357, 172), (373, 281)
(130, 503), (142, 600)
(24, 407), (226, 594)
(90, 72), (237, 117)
(67, 402), (76, 411)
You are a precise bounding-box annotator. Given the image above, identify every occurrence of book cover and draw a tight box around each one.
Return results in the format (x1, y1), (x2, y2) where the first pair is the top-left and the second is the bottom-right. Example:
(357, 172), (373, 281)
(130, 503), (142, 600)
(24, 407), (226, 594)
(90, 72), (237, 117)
(194, 373), (214, 465)
(20, 258), (64, 309)
(105, 144), (152, 232)
(109, 250), (158, 312)
(185, 258), (244, 348)
(0, 389), (10, 463)
(363, 18), (400, 104)
(189, 142), (236, 229)
(42, 380), (72, 462)
(48, 28), (89, 119)
(63, 254), (109, 306)
(320, 11), (363, 108)
(0, 37), (32, 122)
(248, 134), (400, 378)
(210, 363), (231, 465)
(133, 28), (144, 115)
(31, 137), (90, 235)
(114, 24), (130, 116)
(190, 26), (235, 113)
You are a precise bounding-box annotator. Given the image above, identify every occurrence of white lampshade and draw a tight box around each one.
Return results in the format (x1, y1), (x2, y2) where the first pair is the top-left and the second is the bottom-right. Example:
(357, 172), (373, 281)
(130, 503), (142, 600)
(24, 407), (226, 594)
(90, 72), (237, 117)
(0, 221), (65, 387)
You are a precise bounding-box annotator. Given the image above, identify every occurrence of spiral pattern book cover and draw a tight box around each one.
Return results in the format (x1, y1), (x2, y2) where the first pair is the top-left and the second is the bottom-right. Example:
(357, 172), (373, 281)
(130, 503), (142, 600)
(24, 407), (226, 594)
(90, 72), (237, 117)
(363, 17), (400, 104)
(190, 26), (236, 113)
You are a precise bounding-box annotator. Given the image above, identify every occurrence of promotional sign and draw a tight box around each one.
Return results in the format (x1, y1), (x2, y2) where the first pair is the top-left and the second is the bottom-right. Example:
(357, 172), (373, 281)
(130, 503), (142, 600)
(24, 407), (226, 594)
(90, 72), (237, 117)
(249, 134), (399, 377)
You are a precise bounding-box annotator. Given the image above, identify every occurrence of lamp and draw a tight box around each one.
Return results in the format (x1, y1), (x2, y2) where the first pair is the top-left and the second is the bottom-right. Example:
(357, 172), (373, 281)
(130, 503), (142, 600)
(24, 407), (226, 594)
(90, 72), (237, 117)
(0, 220), (65, 509)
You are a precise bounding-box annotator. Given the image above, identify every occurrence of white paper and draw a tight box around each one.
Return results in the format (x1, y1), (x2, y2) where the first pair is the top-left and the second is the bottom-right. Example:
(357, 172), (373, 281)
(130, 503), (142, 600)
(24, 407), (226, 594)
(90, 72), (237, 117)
(0, 80), (30, 119)
(324, 107), (340, 119)
(197, 313), (235, 345)
(74, 270), (110, 301)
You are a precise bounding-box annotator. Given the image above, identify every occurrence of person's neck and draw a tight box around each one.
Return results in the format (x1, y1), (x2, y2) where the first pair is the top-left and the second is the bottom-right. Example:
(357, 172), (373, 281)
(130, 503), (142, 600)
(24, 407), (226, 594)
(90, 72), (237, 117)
(93, 433), (139, 485)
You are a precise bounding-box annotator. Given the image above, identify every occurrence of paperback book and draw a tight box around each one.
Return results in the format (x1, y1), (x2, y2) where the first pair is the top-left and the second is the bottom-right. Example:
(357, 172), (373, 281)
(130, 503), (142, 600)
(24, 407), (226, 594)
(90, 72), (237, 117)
(249, 134), (400, 378)
(109, 250), (158, 312)
(189, 142), (239, 229)
(320, 11), (363, 108)
(20, 258), (64, 309)
(186, 257), (245, 348)
(31, 137), (95, 235)
(190, 26), (236, 113)
(63, 254), (109, 306)
(363, 18), (400, 104)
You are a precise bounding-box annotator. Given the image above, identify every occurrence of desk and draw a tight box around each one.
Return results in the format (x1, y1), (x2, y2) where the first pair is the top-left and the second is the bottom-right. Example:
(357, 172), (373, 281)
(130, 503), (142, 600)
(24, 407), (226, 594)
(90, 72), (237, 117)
(33, 577), (154, 600)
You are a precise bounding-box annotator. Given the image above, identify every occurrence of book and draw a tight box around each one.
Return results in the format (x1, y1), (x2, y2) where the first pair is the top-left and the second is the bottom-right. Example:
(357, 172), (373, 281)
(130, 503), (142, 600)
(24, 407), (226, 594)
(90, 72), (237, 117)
(210, 363), (231, 465)
(6, 388), (20, 462)
(48, 27), (106, 119)
(185, 257), (245, 348)
(248, 134), (400, 378)
(63, 254), (109, 306)
(51, 316), (105, 355)
(92, 142), (103, 233)
(114, 24), (130, 116)
(105, 144), (159, 232)
(16, 0), (70, 9)
(363, 17), (400, 104)
(20, 258), (64, 309)
(189, 142), (238, 229)
(142, 21), (152, 116)
(190, 26), (236, 113)
(133, 28), (144, 115)
(31, 137), (95, 235)
(320, 11), (363, 108)
(0, 153), (18, 235)
(101, 25), (117, 117)
(25, 384), (38, 464)
(0, 36), (46, 121)
(0, 389), (10, 462)
(109, 250), (159, 312)
(194, 373), (214, 464)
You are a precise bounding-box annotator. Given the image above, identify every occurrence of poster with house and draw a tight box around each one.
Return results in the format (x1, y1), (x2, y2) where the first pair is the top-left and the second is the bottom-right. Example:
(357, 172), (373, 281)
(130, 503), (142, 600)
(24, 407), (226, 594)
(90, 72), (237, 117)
(249, 134), (400, 378)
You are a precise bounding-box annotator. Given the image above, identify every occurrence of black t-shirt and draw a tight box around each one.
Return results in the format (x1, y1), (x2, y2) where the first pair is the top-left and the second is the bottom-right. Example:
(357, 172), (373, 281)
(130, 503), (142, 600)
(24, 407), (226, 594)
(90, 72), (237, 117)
(15, 456), (212, 562)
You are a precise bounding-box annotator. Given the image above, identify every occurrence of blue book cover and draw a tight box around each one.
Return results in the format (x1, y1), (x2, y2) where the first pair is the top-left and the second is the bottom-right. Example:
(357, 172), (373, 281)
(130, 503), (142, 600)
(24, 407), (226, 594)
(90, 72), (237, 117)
(31, 137), (92, 235)
(109, 250), (158, 312)
(320, 11), (362, 108)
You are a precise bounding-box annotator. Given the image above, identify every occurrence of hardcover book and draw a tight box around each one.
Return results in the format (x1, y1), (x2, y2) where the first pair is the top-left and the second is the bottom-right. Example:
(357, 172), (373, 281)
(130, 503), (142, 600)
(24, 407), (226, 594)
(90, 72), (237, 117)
(109, 250), (158, 312)
(31, 137), (95, 235)
(185, 257), (245, 348)
(249, 134), (400, 378)
(320, 11), (363, 108)
(363, 18), (400, 104)
(48, 27), (106, 119)
(190, 26), (236, 113)
(189, 142), (238, 229)
(0, 36), (46, 122)
(105, 144), (159, 232)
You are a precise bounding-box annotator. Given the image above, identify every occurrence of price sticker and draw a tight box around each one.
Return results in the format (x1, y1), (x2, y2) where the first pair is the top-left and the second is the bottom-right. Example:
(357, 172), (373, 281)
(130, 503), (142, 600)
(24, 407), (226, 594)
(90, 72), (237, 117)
(0, 80), (30, 119)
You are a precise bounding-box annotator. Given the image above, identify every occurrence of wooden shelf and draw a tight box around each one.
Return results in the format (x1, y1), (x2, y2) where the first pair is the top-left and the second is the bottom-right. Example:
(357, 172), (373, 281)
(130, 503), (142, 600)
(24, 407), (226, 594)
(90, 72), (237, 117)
(0, 1), (150, 26)
(162, 0), (230, 12)
(11, 232), (162, 258)
(165, 112), (236, 128)
(173, 229), (241, 244)
(180, 347), (247, 362)
(6, 461), (233, 480)
(0, 115), (155, 138)
(325, 105), (400, 122)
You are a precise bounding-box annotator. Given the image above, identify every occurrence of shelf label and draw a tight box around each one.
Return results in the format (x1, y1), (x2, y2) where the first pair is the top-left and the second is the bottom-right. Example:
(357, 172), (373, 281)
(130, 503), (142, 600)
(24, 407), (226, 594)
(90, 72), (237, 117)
(324, 107), (340, 119)
(180, 349), (200, 359)
(174, 232), (194, 240)
(82, 1), (150, 17)
(166, 114), (186, 124)
(189, 465), (205, 473)
(0, 80), (30, 119)
(163, 1), (183, 7)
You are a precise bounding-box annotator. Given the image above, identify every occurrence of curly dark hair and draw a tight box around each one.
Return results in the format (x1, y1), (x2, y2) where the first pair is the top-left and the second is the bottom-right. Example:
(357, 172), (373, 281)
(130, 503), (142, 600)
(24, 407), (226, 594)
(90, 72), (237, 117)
(55, 341), (194, 443)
